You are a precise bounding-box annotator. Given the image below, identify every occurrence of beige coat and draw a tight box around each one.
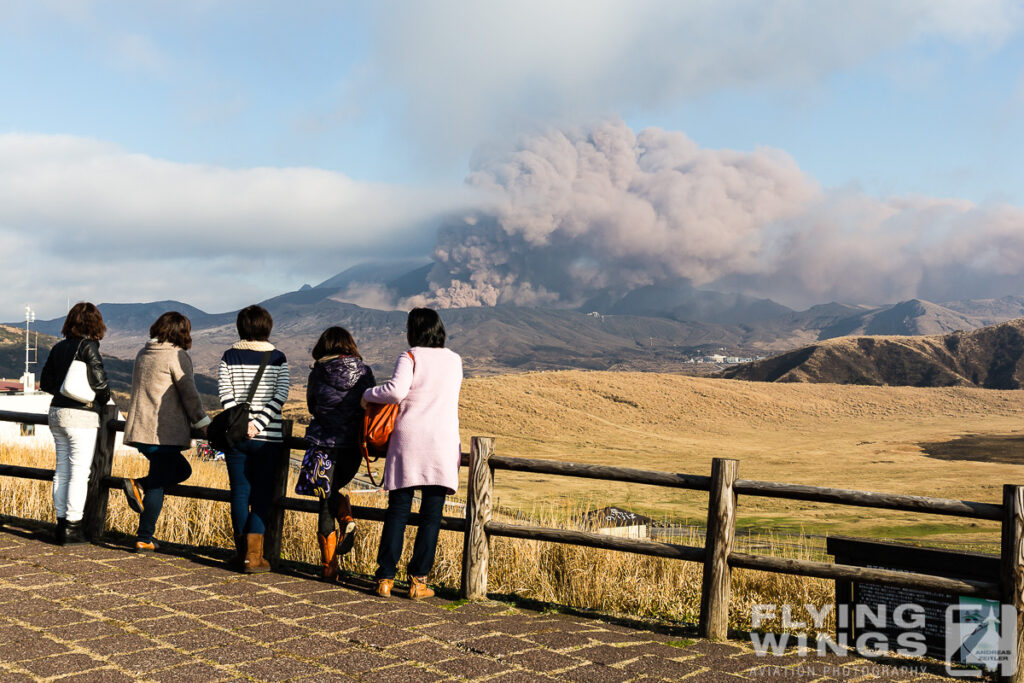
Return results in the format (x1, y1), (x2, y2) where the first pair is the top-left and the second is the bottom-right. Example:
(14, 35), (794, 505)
(124, 341), (211, 447)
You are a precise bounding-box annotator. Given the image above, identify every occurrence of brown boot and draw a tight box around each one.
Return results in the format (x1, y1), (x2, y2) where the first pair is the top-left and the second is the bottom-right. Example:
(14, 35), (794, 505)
(336, 493), (356, 556)
(317, 531), (339, 581)
(376, 578), (393, 597)
(242, 533), (271, 574)
(408, 575), (434, 600)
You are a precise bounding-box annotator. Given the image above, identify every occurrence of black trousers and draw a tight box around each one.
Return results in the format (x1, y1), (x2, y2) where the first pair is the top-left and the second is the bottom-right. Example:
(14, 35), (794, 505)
(374, 485), (448, 580)
(135, 444), (192, 543)
(317, 445), (361, 537)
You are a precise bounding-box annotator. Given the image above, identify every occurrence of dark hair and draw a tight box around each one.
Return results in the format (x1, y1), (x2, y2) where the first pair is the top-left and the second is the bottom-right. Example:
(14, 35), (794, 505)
(150, 311), (193, 350)
(312, 326), (361, 360)
(62, 302), (106, 341)
(236, 305), (272, 341)
(406, 308), (446, 348)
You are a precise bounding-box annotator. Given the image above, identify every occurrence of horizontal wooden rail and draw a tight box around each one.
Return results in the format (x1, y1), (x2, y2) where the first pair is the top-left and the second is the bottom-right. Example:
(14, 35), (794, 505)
(486, 521), (705, 562)
(734, 479), (1003, 521)
(0, 410), (49, 426)
(0, 463), (55, 481)
(94, 475), (466, 531)
(729, 551), (1002, 600)
(98, 476), (230, 502)
(487, 455), (712, 491)
(0, 410), (125, 432)
(277, 495), (466, 531)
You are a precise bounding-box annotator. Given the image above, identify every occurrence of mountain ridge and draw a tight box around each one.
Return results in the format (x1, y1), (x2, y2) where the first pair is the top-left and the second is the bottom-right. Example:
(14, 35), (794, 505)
(721, 317), (1024, 388)
(9, 262), (1024, 382)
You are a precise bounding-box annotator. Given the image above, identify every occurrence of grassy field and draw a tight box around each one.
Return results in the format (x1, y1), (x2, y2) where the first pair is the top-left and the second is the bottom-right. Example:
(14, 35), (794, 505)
(0, 370), (1018, 631)
(454, 371), (1022, 551)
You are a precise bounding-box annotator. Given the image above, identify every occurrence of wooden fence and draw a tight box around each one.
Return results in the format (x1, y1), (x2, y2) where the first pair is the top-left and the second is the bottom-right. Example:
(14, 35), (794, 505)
(1, 408), (1021, 680)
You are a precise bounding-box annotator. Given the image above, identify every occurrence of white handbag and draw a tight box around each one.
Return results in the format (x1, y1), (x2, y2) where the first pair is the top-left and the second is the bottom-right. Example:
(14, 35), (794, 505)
(60, 340), (96, 404)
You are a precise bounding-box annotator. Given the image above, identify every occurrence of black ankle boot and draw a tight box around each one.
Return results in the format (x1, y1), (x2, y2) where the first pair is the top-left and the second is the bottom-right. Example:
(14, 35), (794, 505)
(55, 518), (66, 545)
(63, 521), (88, 545)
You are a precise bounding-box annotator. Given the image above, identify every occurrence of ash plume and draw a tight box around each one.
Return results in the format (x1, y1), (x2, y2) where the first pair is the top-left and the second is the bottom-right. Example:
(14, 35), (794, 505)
(414, 120), (818, 308)
(407, 120), (1024, 310)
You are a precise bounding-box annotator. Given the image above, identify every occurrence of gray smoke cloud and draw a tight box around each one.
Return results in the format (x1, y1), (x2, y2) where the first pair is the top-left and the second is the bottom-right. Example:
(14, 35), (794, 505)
(414, 120), (818, 307)
(406, 120), (1024, 309)
(758, 195), (1024, 306)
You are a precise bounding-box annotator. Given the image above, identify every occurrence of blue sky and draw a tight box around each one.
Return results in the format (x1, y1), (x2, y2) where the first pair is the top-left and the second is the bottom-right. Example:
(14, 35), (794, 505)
(1, 1), (1023, 319)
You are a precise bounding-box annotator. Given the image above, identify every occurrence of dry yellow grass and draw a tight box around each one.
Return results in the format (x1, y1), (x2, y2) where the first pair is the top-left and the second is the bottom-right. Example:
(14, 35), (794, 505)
(0, 439), (831, 633)
(1, 370), (1016, 632)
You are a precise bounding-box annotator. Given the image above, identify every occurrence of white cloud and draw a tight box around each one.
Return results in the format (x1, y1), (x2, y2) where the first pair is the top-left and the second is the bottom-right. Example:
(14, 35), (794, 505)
(0, 133), (479, 320)
(365, 0), (1022, 155)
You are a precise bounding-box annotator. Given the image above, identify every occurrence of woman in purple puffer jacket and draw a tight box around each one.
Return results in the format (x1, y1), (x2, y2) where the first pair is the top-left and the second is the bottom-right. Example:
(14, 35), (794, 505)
(296, 327), (375, 580)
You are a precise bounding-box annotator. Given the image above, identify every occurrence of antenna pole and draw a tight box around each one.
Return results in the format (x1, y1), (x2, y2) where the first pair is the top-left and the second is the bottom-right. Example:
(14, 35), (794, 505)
(24, 306), (29, 380)
(23, 305), (35, 393)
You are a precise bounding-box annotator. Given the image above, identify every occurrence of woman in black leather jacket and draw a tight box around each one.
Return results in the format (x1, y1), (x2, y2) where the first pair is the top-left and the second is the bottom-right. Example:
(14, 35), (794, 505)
(39, 302), (110, 544)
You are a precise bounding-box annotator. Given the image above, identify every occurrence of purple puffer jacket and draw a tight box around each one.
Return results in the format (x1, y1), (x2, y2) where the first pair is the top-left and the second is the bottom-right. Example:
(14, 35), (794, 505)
(305, 355), (375, 449)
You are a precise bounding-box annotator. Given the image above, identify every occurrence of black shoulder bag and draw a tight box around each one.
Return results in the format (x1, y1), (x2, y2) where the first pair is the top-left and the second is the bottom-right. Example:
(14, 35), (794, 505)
(207, 351), (272, 452)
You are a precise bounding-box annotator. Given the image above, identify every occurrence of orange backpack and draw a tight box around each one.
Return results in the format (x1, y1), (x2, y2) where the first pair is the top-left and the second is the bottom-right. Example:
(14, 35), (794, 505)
(360, 352), (414, 485)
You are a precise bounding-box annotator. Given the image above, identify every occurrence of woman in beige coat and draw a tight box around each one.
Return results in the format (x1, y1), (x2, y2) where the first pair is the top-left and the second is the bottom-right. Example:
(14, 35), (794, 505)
(122, 312), (210, 552)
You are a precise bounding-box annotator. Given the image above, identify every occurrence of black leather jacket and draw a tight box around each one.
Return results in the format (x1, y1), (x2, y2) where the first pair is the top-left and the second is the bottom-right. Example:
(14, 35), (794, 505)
(40, 337), (111, 411)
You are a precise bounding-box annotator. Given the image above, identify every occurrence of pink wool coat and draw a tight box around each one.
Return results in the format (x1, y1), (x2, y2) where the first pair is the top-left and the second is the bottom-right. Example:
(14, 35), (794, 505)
(363, 347), (463, 494)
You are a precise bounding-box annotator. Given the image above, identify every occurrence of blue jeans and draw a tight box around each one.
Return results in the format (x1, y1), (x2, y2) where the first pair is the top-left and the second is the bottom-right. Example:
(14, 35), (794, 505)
(225, 439), (279, 536)
(134, 444), (192, 543)
(375, 486), (447, 580)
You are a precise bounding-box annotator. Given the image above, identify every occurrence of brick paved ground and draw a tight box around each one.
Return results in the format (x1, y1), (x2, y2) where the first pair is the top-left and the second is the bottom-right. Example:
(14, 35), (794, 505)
(0, 519), (961, 682)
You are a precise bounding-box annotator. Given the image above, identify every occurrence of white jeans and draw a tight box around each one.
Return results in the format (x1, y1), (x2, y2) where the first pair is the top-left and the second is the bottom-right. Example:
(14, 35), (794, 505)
(50, 422), (97, 523)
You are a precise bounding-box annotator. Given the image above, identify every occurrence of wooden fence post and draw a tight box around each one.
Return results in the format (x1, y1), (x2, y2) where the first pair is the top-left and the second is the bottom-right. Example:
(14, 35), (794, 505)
(264, 419), (293, 569)
(83, 403), (119, 540)
(834, 578), (853, 645)
(1001, 484), (1024, 683)
(461, 436), (494, 600)
(699, 457), (739, 640)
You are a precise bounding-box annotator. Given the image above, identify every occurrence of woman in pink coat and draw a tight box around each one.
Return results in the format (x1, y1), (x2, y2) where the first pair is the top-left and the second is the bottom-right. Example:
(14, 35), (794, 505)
(363, 308), (463, 599)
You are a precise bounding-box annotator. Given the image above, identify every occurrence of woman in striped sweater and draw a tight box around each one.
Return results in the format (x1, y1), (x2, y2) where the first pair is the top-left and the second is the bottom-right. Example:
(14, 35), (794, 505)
(218, 305), (290, 573)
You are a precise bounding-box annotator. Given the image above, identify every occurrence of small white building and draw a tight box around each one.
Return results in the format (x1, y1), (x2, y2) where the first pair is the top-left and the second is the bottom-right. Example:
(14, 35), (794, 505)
(582, 506), (654, 539)
(0, 385), (56, 447)
(0, 382), (130, 452)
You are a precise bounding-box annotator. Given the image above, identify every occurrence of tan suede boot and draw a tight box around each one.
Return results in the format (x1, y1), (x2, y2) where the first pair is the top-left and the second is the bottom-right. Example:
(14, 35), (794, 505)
(408, 575), (434, 600)
(376, 578), (394, 597)
(317, 531), (339, 580)
(242, 533), (271, 574)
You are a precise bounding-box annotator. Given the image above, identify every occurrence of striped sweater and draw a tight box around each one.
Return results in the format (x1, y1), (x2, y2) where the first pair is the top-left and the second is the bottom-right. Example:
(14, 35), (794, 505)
(217, 341), (290, 442)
